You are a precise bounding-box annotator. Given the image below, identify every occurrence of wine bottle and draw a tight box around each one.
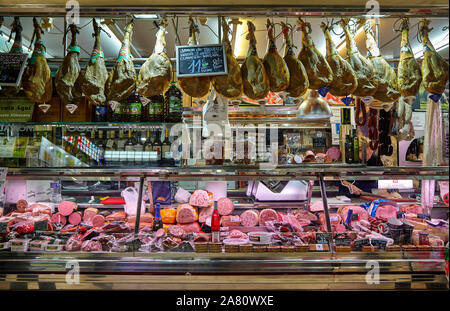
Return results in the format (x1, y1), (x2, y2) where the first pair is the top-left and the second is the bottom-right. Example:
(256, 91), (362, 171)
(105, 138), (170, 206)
(352, 129), (360, 163)
(153, 203), (163, 231)
(211, 201), (220, 243)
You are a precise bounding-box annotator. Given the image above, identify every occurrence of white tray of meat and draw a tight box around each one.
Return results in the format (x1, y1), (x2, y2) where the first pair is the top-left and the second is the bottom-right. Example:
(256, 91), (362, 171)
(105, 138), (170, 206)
(10, 239), (31, 252)
(248, 232), (273, 245)
(29, 240), (49, 252)
(222, 238), (249, 245)
(45, 244), (65, 252)
(0, 242), (10, 250)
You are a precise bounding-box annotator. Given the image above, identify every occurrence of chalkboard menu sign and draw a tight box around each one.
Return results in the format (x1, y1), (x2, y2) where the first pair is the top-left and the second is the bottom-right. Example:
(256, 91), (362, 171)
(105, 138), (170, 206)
(0, 53), (28, 87)
(176, 44), (228, 78)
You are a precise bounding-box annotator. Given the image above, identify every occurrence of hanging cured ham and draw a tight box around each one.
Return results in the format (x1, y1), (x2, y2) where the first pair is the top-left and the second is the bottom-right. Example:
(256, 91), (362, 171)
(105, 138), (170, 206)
(54, 23), (81, 105)
(241, 21), (270, 100)
(212, 17), (242, 99)
(280, 21), (308, 98)
(420, 19), (449, 95)
(22, 17), (52, 103)
(397, 18), (422, 97)
(361, 19), (400, 103)
(340, 18), (378, 97)
(137, 19), (171, 98)
(297, 18), (332, 90)
(178, 17), (211, 98)
(80, 19), (108, 106)
(2, 17), (24, 97)
(320, 21), (357, 97)
(105, 20), (137, 101)
(263, 19), (289, 92)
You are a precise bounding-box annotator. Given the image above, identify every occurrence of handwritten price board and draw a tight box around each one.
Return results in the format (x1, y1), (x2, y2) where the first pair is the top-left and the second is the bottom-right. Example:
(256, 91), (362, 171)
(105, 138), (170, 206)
(176, 44), (228, 78)
(0, 53), (28, 87)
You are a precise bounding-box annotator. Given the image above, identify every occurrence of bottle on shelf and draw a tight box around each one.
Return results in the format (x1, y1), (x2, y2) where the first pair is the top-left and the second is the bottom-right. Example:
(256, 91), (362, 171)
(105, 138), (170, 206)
(93, 104), (109, 122)
(88, 130), (98, 166)
(153, 203), (164, 231)
(165, 82), (183, 123)
(148, 94), (165, 122)
(161, 128), (172, 161)
(352, 128), (360, 163)
(125, 129), (135, 166)
(144, 129), (153, 151)
(152, 130), (162, 162)
(345, 134), (354, 164)
(128, 90), (142, 122)
(96, 129), (106, 166)
(211, 200), (220, 243)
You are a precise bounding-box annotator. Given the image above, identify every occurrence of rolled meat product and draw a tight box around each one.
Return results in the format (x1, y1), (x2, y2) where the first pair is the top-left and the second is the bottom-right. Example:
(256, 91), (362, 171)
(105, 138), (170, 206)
(31, 205), (52, 217)
(326, 147), (341, 161)
(167, 225), (185, 238)
(65, 236), (82, 251)
(83, 207), (98, 222)
(189, 190), (210, 208)
(220, 215), (241, 227)
(240, 210), (259, 227)
(259, 209), (278, 227)
(68, 212), (82, 225)
(176, 204), (199, 224)
(315, 153), (326, 163)
(106, 211), (126, 221)
(81, 240), (102, 252)
(155, 228), (166, 238)
(199, 206), (214, 223)
(50, 213), (67, 226)
(58, 201), (77, 216)
(91, 215), (105, 227)
(127, 213), (154, 224)
(217, 197), (234, 216)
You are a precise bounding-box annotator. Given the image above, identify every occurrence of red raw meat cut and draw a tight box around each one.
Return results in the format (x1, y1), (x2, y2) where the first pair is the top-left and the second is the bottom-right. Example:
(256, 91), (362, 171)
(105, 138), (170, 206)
(217, 197), (234, 216)
(339, 205), (369, 223)
(319, 213), (342, 231)
(221, 215), (241, 227)
(259, 209), (278, 226)
(199, 206), (214, 223)
(189, 190), (210, 207)
(105, 211), (126, 221)
(176, 204), (199, 224)
(168, 225), (185, 238)
(68, 212), (82, 225)
(375, 205), (398, 221)
(240, 210), (259, 227)
(400, 204), (423, 215)
(58, 201), (77, 216)
(179, 222), (201, 234)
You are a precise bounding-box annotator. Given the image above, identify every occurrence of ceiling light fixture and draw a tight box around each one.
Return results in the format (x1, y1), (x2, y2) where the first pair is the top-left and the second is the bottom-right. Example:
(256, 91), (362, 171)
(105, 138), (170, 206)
(133, 14), (159, 20)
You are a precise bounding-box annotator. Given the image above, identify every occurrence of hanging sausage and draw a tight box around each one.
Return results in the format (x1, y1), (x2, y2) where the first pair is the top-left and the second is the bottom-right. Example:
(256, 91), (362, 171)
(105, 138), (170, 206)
(212, 17), (243, 99)
(280, 21), (308, 98)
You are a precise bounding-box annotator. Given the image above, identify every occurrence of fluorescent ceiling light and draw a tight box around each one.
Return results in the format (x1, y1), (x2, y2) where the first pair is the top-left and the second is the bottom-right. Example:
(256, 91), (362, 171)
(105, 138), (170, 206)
(133, 14), (159, 19)
(233, 22), (243, 58)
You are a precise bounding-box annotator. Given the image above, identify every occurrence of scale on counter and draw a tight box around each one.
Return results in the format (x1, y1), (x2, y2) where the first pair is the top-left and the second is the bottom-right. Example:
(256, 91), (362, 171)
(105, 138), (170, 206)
(246, 180), (308, 202)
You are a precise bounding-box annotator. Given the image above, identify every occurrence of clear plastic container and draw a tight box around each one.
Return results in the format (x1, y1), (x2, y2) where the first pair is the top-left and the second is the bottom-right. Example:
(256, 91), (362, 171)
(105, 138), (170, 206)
(49, 180), (62, 204)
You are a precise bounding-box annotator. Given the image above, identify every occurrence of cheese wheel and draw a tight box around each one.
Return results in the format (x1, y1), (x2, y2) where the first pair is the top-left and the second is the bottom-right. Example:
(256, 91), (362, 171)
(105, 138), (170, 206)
(58, 201), (77, 216)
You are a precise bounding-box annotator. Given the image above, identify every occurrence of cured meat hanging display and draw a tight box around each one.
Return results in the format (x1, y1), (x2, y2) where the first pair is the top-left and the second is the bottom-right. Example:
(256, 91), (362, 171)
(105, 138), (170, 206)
(136, 19), (172, 98)
(396, 18), (422, 97)
(22, 17), (52, 103)
(211, 17), (243, 99)
(397, 96), (415, 141)
(419, 19), (449, 95)
(262, 19), (290, 93)
(297, 18), (332, 90)
(2, 17), (24, 97)
(80, 18), (108, 106)
(105, 19), (137, 102)
(241, 21), (270, 100)
(280, 21), (309, 98)
(367, 108), (379, 150)
(178, 17), (211, 98)
(340, 18), (378, 98)
(360, 18), (400, 103)
(320, 21), (357, 97)
(54, 23), (81, 106)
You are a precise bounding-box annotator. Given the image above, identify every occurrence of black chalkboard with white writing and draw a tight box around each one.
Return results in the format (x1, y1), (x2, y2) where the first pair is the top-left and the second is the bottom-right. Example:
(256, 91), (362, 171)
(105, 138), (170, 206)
(0, 53), (28, 87)
(176, 44), (228, 78)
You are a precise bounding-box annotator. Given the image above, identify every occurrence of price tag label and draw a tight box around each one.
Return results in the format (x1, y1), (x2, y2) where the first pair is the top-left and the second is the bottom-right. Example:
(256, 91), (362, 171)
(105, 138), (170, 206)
(34, 220), (48, 232)
(335, 238), (351, 246)
(316, 244), (324, 251)
(316, 232), (330, 245)
(0, 222), (8, 234)
(176, 44), (228, 78)
(378, 223), (389, 234)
